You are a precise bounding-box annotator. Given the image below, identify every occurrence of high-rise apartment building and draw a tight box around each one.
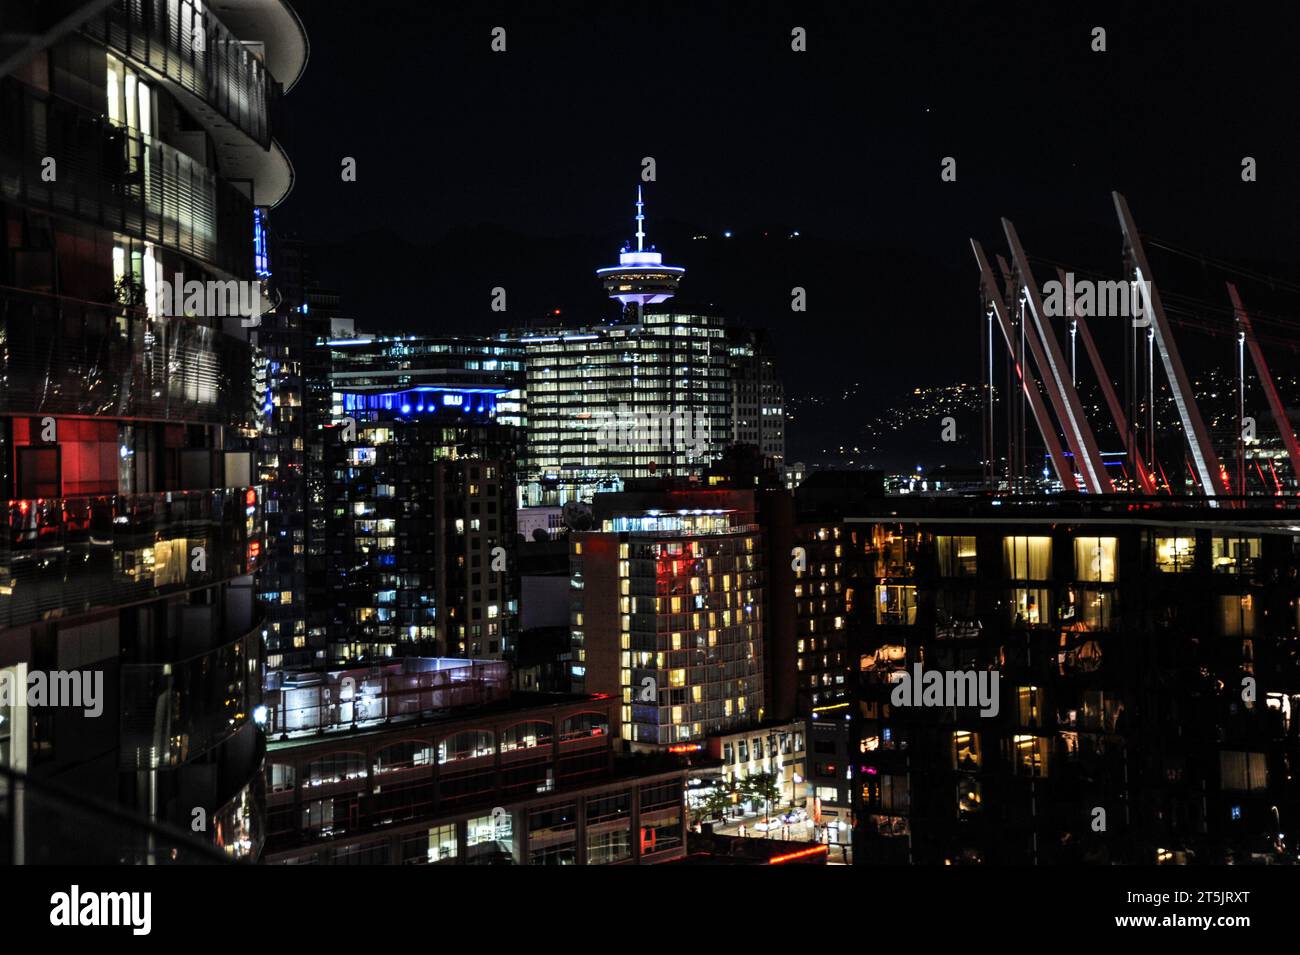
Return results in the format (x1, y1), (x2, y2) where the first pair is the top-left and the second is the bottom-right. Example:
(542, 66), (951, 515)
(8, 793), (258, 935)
(571, 485), (765, 748)
(319, 395), (519, 663)
(257, 239), (338, 670)
(0, 0), (307, 860)
(848, 497), (1300, 865)
(314, 337), (526, 663)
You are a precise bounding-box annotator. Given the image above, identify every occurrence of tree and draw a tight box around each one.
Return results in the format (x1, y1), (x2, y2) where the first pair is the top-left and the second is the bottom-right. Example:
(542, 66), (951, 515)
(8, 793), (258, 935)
(703, 787), (732, 823)
(743, 771), (781, 825)
(689, 784), (735, 832)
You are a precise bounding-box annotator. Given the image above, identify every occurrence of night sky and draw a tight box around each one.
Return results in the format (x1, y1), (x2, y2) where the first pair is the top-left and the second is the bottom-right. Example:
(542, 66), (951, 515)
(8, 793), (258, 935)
(274, 0), (1300, 461)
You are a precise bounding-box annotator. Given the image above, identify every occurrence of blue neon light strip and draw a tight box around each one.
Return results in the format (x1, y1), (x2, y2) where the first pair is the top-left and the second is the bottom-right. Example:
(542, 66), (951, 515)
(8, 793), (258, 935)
(253, 208), (271, 279)
(341, 386), (507, 418)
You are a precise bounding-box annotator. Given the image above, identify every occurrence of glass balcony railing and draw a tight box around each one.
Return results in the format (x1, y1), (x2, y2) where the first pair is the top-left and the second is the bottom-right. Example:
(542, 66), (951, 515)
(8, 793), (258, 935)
(0, 78), (254, 278)
(0, 285), (255, 426)
(84, 0), (282, 151)
(120, 624), (262, 771)
(0, 487), (262, 629)
(0, 763), (229, 864)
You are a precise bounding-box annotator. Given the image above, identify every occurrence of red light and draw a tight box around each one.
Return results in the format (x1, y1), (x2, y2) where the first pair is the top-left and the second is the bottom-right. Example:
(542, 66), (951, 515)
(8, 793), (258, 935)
(245, 489), (257, 507)
(768, 844), (829, 865)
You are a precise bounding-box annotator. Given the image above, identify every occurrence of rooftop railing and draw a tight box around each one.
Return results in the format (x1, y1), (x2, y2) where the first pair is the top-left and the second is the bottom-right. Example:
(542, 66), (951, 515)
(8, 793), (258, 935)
(264, 659), (511, 739)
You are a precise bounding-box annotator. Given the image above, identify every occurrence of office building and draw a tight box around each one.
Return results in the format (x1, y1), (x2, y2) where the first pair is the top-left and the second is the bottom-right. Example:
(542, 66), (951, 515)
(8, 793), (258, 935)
(504, 190), (761, 505)
(511, 313), (734, 505)
(728, 327), (785, 465)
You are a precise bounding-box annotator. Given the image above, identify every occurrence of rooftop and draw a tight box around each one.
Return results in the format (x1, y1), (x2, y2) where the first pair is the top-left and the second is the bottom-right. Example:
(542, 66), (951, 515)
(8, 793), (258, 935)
(851, 493), (1300, 533)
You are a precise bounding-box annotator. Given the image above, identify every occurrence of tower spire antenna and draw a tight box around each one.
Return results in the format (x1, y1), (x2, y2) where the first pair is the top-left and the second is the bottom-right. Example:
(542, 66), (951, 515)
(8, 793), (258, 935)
(635, 185), (646, 252)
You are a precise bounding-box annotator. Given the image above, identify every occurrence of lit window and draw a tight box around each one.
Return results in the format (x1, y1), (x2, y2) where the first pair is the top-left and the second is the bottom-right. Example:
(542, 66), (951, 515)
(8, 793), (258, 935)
(1155, 536), (1196, 573)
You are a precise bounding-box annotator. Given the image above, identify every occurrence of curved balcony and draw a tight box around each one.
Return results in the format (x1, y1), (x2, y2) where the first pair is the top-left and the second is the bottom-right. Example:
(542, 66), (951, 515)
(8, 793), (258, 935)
(82, 0), (297, 207)
(0, 78), (254, 277)
(207, 0), (310, 94)
(0, 285), (255, 427)
(0, 486), (262, 629)
(120, 622), (262, 771)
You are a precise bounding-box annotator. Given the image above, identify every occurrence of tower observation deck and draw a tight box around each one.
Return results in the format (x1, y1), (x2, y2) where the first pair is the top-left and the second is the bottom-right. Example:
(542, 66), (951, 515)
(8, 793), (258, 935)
(596, 186), (685, 316)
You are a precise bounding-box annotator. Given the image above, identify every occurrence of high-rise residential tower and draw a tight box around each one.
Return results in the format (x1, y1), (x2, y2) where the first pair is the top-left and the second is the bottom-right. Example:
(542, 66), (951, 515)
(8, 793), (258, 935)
(570, 485), (766, 747)
(315, 336), (525, 664)
(0, 0), (306, 861)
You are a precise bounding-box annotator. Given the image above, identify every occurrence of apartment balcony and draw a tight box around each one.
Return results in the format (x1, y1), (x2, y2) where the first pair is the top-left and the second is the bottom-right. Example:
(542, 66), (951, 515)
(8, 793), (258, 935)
(0, 486), (262, 629)
(81, 0), (296, 207)
(0, 285), (255, 427)
(120, 632), (262, 768)
(0, 77), (254, 278)
(0, 763), (227, 864)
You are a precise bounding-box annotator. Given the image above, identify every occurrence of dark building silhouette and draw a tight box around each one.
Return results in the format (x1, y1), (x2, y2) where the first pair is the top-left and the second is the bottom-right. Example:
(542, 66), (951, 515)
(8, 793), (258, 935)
(847, 497), (1300, 864)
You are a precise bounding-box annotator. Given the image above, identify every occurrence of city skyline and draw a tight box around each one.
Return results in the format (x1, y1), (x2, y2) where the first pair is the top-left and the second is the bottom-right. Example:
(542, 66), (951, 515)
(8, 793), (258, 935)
(273, 0), (1300, 446)
(0, 0), (1296, 933)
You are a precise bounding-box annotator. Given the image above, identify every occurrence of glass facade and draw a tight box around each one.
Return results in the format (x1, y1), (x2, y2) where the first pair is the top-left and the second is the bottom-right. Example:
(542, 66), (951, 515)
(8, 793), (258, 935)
(850, 504), (1300, 865)
(0, 0), (305, 860)
(509, 313), (734, 505)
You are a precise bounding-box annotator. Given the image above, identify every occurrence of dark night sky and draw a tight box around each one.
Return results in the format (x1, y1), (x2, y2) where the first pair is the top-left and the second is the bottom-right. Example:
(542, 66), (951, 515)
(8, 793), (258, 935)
(272, 0), (1300, 461)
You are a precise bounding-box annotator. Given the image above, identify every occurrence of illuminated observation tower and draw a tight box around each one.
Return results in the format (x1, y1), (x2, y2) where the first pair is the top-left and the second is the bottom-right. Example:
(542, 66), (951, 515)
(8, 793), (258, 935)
(595, 186), (686, 320)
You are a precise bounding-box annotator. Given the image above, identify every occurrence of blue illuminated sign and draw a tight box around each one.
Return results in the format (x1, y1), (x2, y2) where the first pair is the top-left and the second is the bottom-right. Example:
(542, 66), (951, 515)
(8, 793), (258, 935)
(340, 386), (507, 420)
